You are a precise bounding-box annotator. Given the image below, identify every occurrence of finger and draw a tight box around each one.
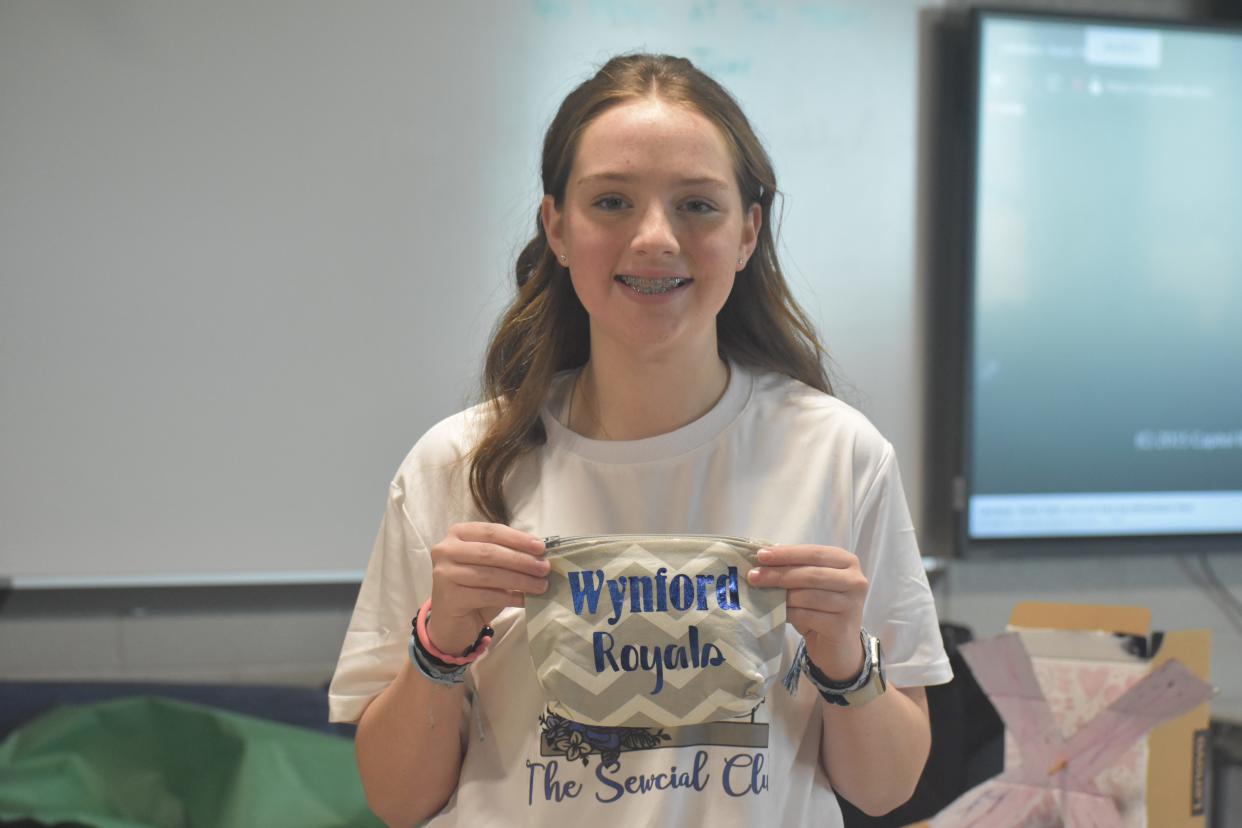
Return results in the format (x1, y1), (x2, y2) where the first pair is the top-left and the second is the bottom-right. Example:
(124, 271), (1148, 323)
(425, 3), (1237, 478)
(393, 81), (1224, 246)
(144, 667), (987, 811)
(787, 588), (857, 614)
(747, 564), (865, 591)
(787, 606), (841, 633)
(442, 562), (549, 595)
(452, 522), (546, 555)
(452, 542), (552, 577)
(756, 545), (854, 568)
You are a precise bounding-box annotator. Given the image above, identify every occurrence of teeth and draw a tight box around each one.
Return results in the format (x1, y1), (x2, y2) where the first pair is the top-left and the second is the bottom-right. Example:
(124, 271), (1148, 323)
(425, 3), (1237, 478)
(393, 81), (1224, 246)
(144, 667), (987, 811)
(617, 275), (689, 295)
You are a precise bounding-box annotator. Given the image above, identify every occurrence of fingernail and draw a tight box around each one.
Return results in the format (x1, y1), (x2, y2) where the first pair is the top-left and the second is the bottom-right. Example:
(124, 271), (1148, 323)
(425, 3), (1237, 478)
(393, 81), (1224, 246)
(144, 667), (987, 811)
(757, 548), (773, 561)
(748, 567), (762, 579)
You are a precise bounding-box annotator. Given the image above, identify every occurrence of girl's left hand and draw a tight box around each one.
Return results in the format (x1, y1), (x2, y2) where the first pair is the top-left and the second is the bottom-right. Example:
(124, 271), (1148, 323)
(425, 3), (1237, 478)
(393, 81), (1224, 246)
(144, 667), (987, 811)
(746, 545), (869, 682)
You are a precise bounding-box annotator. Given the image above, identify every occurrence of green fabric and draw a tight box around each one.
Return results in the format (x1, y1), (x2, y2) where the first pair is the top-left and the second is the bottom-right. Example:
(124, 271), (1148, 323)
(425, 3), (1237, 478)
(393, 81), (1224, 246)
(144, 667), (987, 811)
(0, 696), (383, 828)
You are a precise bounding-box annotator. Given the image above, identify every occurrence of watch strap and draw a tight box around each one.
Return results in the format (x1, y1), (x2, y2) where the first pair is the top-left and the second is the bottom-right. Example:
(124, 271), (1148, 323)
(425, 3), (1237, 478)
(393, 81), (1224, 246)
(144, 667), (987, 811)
(798, 628), (887, 708)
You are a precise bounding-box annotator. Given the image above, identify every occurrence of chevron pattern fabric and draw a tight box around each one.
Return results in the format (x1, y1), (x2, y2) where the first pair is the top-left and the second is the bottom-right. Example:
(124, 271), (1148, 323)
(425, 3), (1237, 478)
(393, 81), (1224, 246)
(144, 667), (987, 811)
(526, 536), (787, 728)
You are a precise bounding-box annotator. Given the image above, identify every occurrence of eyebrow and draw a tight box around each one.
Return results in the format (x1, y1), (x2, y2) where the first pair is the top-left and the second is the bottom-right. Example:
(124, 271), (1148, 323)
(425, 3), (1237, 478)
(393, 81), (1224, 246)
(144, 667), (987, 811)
(576, 172), (731, 190)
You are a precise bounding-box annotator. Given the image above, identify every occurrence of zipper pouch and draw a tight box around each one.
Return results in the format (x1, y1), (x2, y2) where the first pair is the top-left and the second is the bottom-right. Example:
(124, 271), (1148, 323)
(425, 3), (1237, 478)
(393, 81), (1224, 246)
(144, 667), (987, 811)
(525, 534), (788, 728)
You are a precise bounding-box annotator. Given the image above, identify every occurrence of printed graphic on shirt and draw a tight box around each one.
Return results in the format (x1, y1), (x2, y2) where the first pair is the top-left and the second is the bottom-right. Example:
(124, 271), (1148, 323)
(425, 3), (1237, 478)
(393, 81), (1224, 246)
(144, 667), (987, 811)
(539, 707), (769, 768)
(526, 705), (772, 806)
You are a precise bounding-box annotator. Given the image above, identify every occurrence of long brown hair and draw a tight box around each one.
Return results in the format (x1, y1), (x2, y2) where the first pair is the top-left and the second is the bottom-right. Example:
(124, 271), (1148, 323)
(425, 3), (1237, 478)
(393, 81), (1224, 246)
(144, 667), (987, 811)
(470, 53), (832, 523)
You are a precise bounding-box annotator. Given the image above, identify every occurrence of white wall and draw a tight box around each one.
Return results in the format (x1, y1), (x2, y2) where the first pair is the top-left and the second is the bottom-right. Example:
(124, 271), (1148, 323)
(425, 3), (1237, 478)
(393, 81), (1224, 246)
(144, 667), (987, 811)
(1, 0), (934, 583)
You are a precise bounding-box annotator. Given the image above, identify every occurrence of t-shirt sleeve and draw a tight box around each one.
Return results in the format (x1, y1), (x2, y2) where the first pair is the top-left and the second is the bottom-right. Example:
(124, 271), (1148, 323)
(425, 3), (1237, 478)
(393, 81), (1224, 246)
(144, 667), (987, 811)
(853, 444), (953, 689)
(328, 476), (434, 723)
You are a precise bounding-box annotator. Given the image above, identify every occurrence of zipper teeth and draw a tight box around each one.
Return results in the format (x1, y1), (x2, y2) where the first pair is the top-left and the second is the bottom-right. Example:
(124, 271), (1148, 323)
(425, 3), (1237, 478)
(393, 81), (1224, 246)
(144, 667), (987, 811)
(543, 533), (764, 551)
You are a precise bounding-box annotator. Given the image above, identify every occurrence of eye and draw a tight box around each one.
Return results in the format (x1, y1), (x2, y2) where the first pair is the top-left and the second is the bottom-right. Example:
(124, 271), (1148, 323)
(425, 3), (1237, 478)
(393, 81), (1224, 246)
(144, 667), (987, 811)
(592, 195), (628, 211)
(681, 199), (718, 214)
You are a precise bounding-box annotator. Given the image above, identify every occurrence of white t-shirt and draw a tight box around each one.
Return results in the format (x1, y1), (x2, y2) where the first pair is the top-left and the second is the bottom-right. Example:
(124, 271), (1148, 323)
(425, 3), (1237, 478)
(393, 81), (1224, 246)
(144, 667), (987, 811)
(330, 364), (952, 827)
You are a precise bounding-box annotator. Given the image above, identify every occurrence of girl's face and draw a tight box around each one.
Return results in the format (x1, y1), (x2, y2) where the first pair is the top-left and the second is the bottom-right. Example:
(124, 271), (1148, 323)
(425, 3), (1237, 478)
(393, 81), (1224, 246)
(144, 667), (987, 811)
(542, 98), (760, 365)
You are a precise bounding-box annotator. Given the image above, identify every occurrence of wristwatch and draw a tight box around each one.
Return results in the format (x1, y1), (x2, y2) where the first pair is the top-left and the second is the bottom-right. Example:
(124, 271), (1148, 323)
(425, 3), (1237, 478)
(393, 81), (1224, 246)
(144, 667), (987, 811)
(802, 628), (887, 708)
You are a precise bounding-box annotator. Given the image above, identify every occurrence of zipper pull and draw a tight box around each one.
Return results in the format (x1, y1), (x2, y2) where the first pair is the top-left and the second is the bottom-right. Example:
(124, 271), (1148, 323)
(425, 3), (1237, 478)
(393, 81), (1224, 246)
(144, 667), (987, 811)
(543, 535), (561, 549)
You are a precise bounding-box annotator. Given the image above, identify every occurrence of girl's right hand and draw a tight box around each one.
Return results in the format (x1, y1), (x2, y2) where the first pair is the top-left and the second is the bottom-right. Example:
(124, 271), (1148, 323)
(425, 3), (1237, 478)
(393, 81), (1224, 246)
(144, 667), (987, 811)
(425, 522), (548, 655)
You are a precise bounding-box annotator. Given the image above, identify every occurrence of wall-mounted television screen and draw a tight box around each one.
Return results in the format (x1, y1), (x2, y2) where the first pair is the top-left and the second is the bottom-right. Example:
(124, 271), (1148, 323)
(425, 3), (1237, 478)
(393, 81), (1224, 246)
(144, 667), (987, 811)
(961, 9), (1242, 551)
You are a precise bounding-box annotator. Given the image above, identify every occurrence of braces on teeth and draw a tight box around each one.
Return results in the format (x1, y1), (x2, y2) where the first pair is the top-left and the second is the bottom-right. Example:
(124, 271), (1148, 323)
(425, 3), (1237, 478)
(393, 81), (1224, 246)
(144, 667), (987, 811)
(617, 275), (689, 295)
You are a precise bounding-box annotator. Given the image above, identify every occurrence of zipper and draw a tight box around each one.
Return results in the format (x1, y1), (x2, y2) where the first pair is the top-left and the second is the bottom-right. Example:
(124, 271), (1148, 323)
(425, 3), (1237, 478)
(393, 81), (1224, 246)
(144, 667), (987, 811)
(542, 533), (768, 551)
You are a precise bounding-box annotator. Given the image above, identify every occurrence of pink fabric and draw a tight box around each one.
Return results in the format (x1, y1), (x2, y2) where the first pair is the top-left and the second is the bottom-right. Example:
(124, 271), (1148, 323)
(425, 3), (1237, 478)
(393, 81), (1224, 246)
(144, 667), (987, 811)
(929, 633), (1214, 828)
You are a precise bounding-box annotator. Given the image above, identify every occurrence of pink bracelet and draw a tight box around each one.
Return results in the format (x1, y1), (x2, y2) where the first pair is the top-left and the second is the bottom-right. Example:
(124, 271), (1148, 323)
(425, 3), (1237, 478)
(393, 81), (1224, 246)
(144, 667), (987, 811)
(415, 597), (492, 665)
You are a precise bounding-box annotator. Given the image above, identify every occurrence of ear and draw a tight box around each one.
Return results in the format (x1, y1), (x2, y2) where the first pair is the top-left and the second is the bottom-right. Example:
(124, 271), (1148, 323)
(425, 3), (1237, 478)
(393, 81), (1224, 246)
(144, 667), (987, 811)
(739, 202), (761, 268)
(540, 195), (565, 259)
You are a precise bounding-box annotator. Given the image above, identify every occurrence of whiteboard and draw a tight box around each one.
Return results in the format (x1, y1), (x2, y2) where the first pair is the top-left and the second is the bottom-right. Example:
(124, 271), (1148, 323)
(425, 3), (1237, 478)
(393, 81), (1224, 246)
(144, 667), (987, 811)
(0, 0), (932, 585)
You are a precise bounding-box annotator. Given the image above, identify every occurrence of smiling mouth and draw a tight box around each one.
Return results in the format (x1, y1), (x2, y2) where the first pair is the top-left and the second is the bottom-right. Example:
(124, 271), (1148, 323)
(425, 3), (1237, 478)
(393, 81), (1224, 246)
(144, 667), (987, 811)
(615, 275), (692, 295)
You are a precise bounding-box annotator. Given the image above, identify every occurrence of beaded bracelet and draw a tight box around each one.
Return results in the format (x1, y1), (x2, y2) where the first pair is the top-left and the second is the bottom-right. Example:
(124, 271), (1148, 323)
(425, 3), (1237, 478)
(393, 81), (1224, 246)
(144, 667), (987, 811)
(414, 597), (493, 665)
(408, 598), (493, 686)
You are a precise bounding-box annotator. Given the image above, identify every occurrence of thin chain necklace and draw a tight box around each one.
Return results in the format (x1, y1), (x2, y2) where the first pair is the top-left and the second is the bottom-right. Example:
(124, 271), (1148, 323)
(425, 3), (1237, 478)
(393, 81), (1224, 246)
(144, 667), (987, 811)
(567, 366), (612, 440)
(567, 361), (730, 441)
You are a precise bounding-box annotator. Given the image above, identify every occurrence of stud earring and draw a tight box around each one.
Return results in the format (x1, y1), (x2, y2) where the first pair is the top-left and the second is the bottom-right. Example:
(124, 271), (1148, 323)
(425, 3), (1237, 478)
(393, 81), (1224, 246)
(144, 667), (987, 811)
(559, 254), (568, 265)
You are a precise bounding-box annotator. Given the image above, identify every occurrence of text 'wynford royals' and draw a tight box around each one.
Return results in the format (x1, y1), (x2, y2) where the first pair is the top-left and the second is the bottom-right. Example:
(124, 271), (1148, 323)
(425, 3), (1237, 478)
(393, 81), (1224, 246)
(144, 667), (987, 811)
(567, 566), (742, 624)
(567, 567), (742, 694)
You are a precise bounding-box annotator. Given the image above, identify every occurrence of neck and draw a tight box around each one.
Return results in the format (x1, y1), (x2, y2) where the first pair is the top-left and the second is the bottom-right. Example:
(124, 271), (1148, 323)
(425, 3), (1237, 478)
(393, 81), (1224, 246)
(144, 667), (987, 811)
(570, 338), (730, 441)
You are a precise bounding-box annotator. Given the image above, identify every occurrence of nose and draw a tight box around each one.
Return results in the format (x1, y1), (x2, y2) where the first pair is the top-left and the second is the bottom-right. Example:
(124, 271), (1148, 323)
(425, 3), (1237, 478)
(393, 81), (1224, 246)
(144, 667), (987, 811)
(630, 201), (679, 258)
